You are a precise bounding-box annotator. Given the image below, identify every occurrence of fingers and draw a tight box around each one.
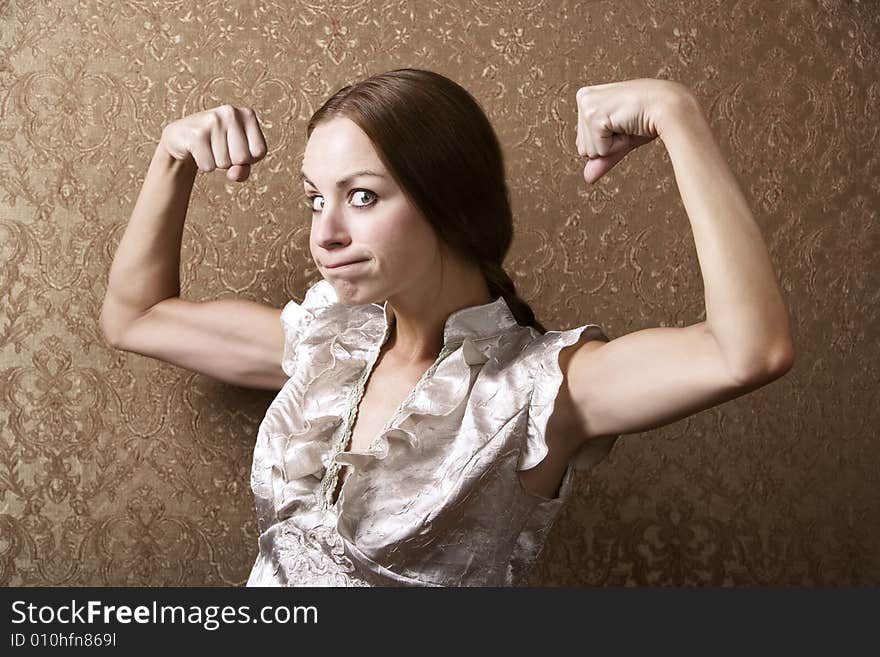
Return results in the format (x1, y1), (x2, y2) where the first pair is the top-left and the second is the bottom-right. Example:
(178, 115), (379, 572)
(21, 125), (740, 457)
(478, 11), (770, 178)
(219, 107), (265, 182)
(202, 106), (264, 182)
(190, 122), (217, 173)
(590, 116), (616, 158)
(210, 112), (231, 170)
(577, 125), (632, 185)
(240, 107), (268, 160)
(578, 113), (632, 160)
(581, 134), (655, 184)
(226, 118), (250, 169)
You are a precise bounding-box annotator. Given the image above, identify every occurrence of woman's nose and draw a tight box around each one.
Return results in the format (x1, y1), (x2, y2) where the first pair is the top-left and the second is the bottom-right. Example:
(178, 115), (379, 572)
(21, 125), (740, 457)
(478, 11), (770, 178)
(312, 202), (351, 249)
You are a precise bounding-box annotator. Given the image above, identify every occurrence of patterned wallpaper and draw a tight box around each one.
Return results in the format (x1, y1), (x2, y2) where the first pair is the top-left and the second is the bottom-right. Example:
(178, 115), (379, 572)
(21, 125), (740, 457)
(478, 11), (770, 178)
(0, 0), (877, 586)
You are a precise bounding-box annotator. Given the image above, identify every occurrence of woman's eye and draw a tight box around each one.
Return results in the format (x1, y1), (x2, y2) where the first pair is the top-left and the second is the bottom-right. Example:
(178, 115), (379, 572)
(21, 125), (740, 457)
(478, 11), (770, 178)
(351, 189), (376, 206)
(306, 189), (376, 212)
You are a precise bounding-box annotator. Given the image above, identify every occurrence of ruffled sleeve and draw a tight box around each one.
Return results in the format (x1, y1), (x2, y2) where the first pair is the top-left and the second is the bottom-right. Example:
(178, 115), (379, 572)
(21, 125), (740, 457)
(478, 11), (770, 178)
(280, 279), (338, 378)
(517, 323), (618, 472)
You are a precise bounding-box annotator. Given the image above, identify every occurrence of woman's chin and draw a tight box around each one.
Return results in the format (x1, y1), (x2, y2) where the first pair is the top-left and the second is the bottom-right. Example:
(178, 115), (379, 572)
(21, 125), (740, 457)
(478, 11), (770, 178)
(326, 279), (380, 306)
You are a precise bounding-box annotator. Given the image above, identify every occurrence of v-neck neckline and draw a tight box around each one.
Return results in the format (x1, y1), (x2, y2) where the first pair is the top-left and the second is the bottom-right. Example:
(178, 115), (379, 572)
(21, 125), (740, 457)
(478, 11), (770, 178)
(311, 281), (522, 512)
(321, 316), (458, 511)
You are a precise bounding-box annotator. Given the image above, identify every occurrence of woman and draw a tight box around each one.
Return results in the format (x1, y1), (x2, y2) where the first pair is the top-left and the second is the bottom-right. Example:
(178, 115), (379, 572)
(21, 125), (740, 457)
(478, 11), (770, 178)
(100, 69), (794, 586)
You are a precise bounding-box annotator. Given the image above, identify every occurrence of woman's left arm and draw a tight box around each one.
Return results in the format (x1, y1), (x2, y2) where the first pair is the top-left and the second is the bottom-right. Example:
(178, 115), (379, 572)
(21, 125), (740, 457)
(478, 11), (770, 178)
(656, 86), (794, 378)
(557, 79), (795, 442)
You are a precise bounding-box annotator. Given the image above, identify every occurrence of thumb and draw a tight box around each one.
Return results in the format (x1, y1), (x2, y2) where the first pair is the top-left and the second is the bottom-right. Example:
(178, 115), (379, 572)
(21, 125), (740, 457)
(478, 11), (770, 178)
(582, 149), (628, 184)
(227, 163), (251, 182)
(583, 133), (656, 183)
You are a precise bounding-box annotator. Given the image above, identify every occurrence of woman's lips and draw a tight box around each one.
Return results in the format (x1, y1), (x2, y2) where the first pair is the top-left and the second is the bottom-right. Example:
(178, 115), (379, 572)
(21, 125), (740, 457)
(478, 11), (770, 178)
(324, 259), (368, 270)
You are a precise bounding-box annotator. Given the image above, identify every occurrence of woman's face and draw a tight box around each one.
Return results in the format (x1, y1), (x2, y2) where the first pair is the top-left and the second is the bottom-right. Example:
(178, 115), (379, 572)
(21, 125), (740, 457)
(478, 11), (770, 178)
(302, 116), (441, 305)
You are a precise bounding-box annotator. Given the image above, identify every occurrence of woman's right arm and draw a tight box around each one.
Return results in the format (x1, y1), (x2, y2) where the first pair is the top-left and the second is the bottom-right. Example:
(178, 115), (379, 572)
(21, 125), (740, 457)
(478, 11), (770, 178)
(98, 108), (287, 391)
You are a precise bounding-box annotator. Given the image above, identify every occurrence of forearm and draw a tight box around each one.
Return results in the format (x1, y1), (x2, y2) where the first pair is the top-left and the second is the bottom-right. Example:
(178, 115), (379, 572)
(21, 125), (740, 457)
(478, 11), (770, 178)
(99, 138), (198, 342)
(657, 91), (794, 379)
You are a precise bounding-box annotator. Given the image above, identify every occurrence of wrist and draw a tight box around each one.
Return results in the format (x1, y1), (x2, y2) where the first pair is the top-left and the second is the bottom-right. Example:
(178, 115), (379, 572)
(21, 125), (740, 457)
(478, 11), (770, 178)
(156, 130), (199, 176)
(655, 84), (704, 142)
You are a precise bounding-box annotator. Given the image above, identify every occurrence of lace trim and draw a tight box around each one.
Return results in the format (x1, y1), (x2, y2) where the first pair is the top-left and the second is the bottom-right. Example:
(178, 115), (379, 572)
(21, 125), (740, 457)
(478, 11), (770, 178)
(319, 341), (459, 512)
(318, 342), (383, 511)
(275, 522), (371, 587)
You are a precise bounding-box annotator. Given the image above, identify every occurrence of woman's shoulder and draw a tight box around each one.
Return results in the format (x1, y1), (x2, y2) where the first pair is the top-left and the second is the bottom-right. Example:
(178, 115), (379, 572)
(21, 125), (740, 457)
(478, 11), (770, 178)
(498, 321), (610, 368)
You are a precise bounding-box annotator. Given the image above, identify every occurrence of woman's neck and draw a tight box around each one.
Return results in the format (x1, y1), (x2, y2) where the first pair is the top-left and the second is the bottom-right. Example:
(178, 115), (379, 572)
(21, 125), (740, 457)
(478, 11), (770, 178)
(382, 268), (492, 366)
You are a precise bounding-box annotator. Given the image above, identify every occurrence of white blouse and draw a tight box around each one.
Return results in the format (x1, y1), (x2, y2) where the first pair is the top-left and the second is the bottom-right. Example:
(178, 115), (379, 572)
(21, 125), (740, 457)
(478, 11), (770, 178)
(247, 279), (617, 586)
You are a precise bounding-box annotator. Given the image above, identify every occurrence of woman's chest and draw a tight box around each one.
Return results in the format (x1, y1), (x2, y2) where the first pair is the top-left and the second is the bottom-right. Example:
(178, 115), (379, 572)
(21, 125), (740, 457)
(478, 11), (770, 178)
(347, 376), (417, 452)
(347, 365), (425, 452)
(329, 361), (428, 502)
(344, 353), (583, 501)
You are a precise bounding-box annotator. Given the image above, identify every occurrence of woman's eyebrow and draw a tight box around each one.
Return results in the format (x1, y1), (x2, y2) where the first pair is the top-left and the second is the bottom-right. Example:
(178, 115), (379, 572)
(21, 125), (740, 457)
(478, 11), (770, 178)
(299, 170), (386, 188)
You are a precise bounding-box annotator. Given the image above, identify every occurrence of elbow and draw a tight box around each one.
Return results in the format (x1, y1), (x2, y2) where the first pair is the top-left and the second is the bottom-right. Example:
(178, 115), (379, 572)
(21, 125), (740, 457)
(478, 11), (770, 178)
(99, 324), (121, 350)
(734, 340), (795, 386)
(98, 310), (126, 350)
(770, 341), (795, 376)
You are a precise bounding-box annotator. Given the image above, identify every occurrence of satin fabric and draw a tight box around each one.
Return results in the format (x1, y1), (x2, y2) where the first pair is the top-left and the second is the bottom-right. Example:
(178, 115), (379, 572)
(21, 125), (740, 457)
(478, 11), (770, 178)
(247, 279), (617, 586)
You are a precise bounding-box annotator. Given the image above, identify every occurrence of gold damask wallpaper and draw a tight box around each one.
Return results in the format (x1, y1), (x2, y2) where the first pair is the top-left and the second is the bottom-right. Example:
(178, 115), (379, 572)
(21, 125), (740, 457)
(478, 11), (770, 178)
(0, 0), (877, 586)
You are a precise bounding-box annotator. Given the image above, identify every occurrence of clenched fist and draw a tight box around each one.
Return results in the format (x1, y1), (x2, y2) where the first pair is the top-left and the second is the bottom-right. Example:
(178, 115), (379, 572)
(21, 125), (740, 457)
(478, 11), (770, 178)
(160, 105), (268, 182)
(575, 78), (690, 184)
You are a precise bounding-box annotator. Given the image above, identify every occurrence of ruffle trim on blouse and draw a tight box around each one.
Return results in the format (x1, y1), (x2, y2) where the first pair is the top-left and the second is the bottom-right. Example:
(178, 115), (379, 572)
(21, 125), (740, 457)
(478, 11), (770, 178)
(252, 281), (355, 530)
(332, 335), (492, 541)
(318, 285), (517, 510)
(274, 310), (384, 523)
(280, 279), (339, 378)
(518, 323), (619, 473)
(330, 334), (498, 471)
(251, 376), (348, 532)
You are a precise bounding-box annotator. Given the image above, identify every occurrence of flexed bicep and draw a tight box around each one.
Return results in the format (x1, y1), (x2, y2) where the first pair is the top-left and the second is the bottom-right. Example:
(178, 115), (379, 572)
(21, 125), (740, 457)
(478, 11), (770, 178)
(562, 321), (791, 441)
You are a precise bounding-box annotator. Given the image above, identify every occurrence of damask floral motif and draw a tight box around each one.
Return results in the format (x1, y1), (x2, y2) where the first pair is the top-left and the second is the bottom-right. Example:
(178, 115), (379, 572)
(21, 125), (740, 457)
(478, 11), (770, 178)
(35, 454), (78, 504)
(316, 18), (358, 66)
(491, 26), (535, 66)
(93, 486), (201, 586)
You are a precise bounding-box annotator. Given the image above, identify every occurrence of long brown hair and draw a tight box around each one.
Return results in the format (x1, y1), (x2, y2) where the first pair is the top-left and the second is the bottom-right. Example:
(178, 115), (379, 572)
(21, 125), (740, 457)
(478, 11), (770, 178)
(306, 67), (546, 333)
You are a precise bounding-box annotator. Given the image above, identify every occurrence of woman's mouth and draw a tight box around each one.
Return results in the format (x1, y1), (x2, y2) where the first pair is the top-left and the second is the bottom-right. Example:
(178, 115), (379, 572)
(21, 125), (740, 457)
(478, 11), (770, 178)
(324, 259), (368, 270)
